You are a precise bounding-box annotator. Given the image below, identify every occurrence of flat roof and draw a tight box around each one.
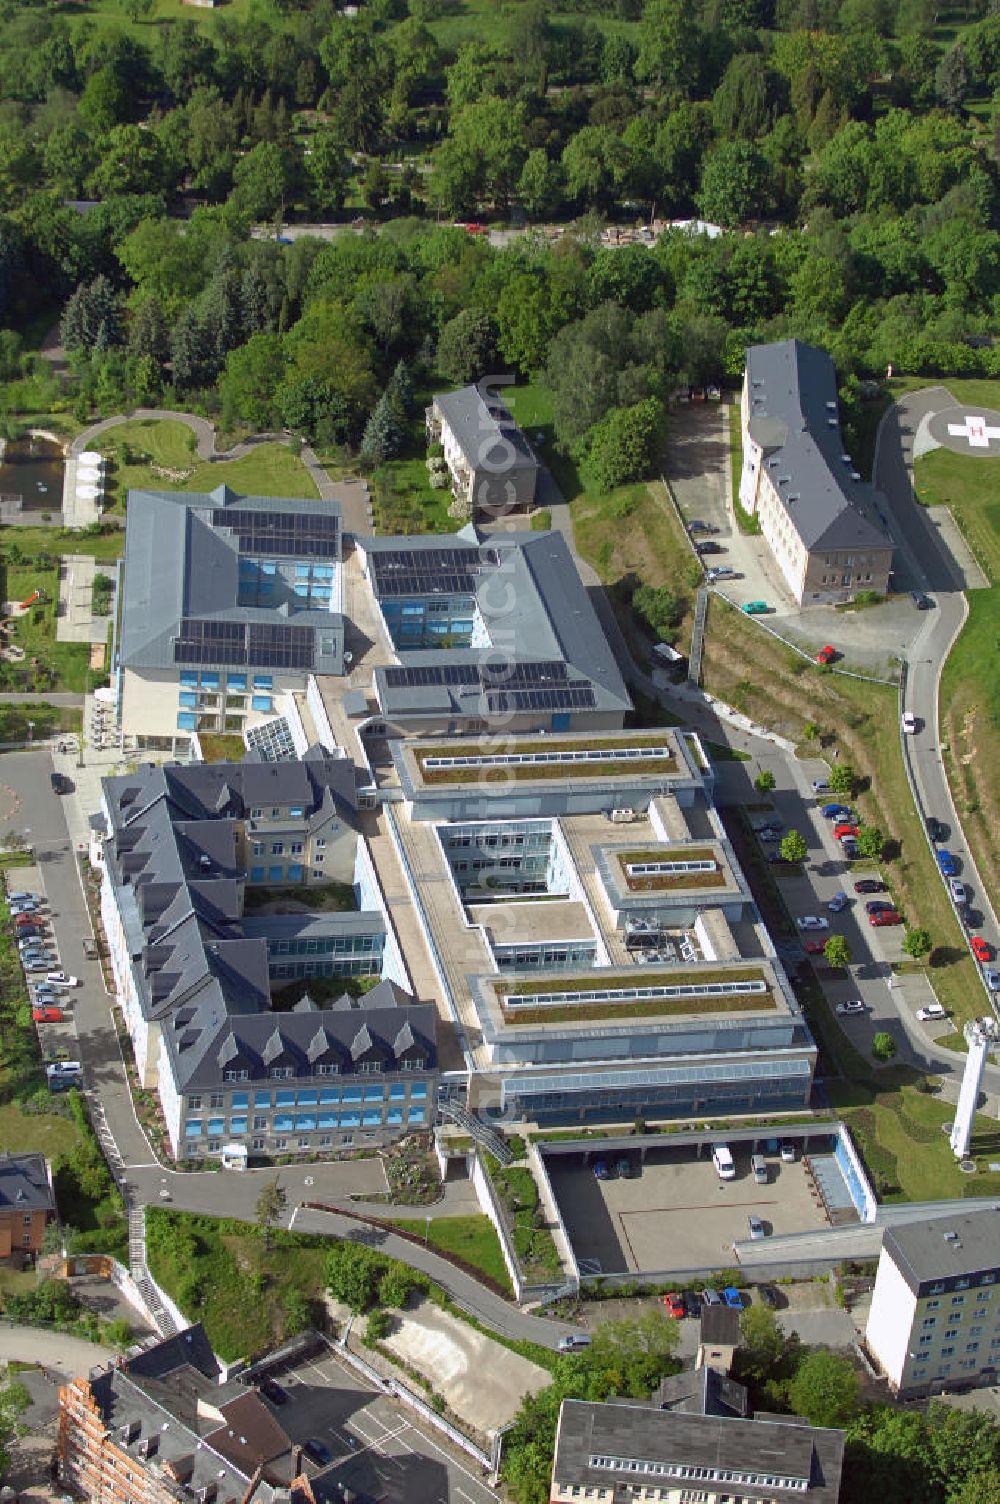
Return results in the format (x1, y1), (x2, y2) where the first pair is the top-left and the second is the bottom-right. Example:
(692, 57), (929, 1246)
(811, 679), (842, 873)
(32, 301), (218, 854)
(883, 1208), (1000, 1292)
(394, 729), (696, 797)
(468, 899), (594, 947)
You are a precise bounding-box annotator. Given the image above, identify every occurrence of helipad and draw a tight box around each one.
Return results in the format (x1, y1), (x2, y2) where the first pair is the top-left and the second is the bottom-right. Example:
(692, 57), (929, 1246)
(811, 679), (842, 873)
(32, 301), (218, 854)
(927, 405), (1000, 456)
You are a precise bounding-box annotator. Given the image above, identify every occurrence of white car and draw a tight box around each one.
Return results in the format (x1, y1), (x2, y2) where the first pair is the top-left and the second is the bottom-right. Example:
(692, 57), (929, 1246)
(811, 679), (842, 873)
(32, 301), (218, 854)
(811, 779), (830, 792)
(901, 711), (917, 734)
(836, 1000), (866, 1015)
(916, 1004), (947, 1021)
(948, 878), (967, 905)
(45, 972), (79, 988)
(796, 916), (829, 931)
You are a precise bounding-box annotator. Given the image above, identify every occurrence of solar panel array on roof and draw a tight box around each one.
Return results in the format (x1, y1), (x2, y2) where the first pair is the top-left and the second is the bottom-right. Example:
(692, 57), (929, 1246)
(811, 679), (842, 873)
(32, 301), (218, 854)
(484, 685), (596, 713)
(480, 660), (568, 687)
(212, 508), (339, 558)
(173, 619), (316, 669)
(383, 664), (480, 688)
(369, 545), (503, 597)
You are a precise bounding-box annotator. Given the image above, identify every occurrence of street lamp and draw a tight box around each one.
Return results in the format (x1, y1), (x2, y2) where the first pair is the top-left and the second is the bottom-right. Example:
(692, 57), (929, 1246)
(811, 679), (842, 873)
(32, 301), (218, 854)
(26, 719), (33, 743)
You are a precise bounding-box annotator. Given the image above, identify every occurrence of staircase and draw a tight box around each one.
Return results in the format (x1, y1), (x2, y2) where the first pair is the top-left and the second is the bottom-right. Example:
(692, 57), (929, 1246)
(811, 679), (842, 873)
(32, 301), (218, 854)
(128, 1204), (180, 1336)
(687, 586), (709, 686)
(439, 1099), (515, 1165)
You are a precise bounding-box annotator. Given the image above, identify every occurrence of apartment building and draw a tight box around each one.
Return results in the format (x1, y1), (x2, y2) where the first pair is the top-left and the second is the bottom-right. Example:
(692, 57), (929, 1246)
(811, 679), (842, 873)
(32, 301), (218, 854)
(116, 485), (344, 755)
(866, 1208), (1000, 1396)
(98, 754), (436, 1161)
(0, 1151), (55, 1264)
(550, 1397), (845, 1504)
(59, 1324), (312, 1504)
(739, 341), (894, 606)
(426, 382), (539, 519)
(357, 527), (631, 736)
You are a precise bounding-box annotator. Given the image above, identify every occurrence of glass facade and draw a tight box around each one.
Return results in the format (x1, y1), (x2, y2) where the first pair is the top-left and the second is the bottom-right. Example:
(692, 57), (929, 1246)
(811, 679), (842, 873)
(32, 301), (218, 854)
(181, 1078), (430, 1153)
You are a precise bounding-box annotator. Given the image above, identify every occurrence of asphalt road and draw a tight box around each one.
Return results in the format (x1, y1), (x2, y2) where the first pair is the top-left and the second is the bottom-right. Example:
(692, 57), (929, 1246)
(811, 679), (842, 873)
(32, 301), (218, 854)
(874, 390), (1000, 1018)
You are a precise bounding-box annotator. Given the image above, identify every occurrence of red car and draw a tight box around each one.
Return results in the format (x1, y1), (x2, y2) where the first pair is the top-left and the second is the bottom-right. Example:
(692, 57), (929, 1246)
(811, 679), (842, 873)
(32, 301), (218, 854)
(816, 645), (837, 664)
(32, 1006), (64, 1023)
(804, 939), (827, 954)
(972, 937), (993, 963)
(834, 823), (860, 840)
(661, 1292), (685, 1318)
(870, 910), (902, 927)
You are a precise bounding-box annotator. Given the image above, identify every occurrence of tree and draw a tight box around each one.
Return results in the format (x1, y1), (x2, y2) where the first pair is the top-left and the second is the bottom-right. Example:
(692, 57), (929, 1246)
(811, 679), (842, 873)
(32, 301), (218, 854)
(736, 1304), (801, 1390)
(902, 927), (932, 959)
(518, 150), (565, 220)
(696, 141), (770, 228)
(585, 398), (662, 489)
(305, 129), (347, 215)
(780, 830), (808, 863)
(0, 1372), (30, 1476)
(326, 1242), (385, 1313)
(220, 334), (284, 430)
(359, 388), (404, 467)
(60, 275), (121, 353)
(872, 1031), (897, 1062)
(632, 583), (683, 643)
(255, 1178), (287, 1252)
(828, 764), (856, 797)
(787, 1349), (861, 1428)
(856, 825), (884, 860)
(754, 770), (776, 793)
(231, 142), (294, 222)
(824, 934), (852, 968)
(935, 43), (971, 112)
(437, 309), (497, 385)
(635, 0), (700, 90)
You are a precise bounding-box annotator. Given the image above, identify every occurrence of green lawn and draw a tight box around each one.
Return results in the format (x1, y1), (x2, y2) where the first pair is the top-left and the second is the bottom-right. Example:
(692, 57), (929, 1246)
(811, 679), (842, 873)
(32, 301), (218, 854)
(392, 1214), (512, 1294)
(429, 0), (638, 57)
(727, 403), (760, 534)
(1, 524), (125, 563)
(372, 454), (454, 535)
(838, 1079), (1000, 1203)
(912, 412), (1000, 927)
(0, 558), (90, 692)
(0, 1098), (79, 1160)
(92, 421), (319, 513)
(197, 733), (246, 763)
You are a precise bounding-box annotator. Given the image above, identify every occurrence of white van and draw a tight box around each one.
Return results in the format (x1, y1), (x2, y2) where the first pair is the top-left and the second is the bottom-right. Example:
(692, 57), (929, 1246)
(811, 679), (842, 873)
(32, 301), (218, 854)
(750, 1153), (768, 1185)
(712, 1144), (736, 1180)
(558, 1334), (592, 1352)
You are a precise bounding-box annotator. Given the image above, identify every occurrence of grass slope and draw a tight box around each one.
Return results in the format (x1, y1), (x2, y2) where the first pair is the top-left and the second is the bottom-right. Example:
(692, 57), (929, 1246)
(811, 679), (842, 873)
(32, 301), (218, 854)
(392, 1214), (512, 1294)
(93, 420), (319, 512)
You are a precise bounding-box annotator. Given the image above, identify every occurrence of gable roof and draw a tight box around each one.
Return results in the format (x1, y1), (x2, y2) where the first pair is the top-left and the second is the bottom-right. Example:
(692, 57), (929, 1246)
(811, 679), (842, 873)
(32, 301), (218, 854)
(0, 1152), (53, 1213)
(745, 340), (893, 555)
(433, 383), (538, 473)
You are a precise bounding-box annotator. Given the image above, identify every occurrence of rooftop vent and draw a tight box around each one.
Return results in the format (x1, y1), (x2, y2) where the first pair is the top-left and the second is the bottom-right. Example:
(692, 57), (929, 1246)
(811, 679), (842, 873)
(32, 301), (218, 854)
(827, 417), (837, 426)
(826, 401), (837, 410)
(944, 1230), (959, 1241)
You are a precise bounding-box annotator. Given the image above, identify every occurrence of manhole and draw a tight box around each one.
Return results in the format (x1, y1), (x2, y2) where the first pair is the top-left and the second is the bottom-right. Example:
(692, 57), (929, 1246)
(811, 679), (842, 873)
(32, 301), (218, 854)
(959, 1160), (977, 1174)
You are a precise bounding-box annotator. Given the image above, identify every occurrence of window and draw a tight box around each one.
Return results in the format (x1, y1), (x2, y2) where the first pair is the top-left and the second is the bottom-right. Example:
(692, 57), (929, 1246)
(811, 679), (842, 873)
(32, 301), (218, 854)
(941, 1346), (956, 1357)
(290, 807), (304, 818)
(251, 808), (263, 818)
(177, 712), (197, 731)
(209, 1093), (224, 1109)
(253, 695), (273, 712)
(287, 864), (303, 881)
(298, 1136), (310, 1148)
(223, 1069), (249, 1082)
(23, 1214), (32, 1226)
(291, 842), (303, 855)
(253, 1115), (268, 1130)
(252, 1138), (265, 1150)
(270, 1066), (295, 1079)
(271, 842), (284, 855)
(188, 1095), (202, 1110)
(179, 692), (197, 708)
(268, 864), (284, 881)
(251, 866), (265, 882)
(271, 807), (281, 817)
(274, 1138), (287, 1149)
(966, 1342), (980, 1352)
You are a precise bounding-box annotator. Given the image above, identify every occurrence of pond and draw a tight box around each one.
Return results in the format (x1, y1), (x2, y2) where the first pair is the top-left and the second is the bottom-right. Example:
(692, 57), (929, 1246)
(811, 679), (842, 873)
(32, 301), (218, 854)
(0, 433), (64, 517)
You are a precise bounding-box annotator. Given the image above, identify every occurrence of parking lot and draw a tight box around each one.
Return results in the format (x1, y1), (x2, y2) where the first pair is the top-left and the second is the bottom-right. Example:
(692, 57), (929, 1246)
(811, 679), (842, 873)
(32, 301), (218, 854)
(254, 1342), (500, 1504)
(5, 869), (81, 1075)
(547, 1145), (830, 1276)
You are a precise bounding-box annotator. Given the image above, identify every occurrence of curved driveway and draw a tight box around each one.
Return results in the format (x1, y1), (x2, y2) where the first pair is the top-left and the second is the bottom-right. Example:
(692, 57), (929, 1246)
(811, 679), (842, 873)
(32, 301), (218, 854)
(874, 389), (1000, 1014)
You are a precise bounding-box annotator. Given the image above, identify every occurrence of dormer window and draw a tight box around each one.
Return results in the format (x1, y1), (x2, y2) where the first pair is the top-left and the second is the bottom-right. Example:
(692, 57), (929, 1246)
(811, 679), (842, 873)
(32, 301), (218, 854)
(316, 1063), (340, 1076)
(269, 1066), (295, 1079)
(358, 1061), (383, 1075)
(223, 1069), (249, 1082)
(400, 1057), (424, 1072)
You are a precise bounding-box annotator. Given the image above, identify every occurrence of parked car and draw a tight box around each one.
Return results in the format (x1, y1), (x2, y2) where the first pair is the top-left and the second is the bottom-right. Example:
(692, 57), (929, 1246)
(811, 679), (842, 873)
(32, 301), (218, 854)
(796, 916), (829, 931)
(557, 1334), (592, 1352)
(827, 892), (849, 913)
(803, 938), (827, 954)
(756, 1284), (782, 1309)
(743, 600), (770, 615)
(258, 1378), (288, 1406)
(45, 973), (79, 987)
(696, 540), (724, 555)
(985, 969), (1000, 992)
(926, 817), (945, 842)
(911, 591), (932, 610)
(747, 1216), (767, 1240)
(937, 849), (957, 876)
(833, 822), (860, 840)
(50, 772), (71, 795)
(865, 900), (894, 914)
(45, 1061), (81, 1080)
(811, 778), (830, 792)
(688, 520), (716, 534)
(757, 828), (782, 844)
(662, 1292), (685, 1318)
(854, 879), (886, 894)
(836, 1000), (866, 1015)
(706, 565), (737, 580)
(870, 910), (902, 927)
(32, 1006), (65, 1022)
(22, 953), (55, 967)
(901, 711), (918, 734)
(815, 645), (838, 664)
(820, 804), (852, 820)
(682, 1291), (702, 1318)
(615, 1157), (637, 1179)
(701, 1288), (723, 1307)
(917, 1004), (947, 1022)
(972, 938), (993, 963)
(303, 1439), (333, 1468)
(840, 837), (859, 859)
(722, 1287), (745, 1309)
(948, 878), (967, 904)
(779, 1141), (797, 1162)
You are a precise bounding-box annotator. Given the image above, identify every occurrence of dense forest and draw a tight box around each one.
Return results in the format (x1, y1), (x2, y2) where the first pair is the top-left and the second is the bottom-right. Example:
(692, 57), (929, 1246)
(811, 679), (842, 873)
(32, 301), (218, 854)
(0, 0), (998, 467)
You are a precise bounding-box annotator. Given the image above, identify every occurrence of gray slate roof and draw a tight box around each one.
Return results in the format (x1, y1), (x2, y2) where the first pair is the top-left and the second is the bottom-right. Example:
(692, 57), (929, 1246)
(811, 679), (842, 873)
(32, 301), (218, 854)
(0, 1151), (53, 1213)
(119, 484), (344, 675)
(745, 340), (893, 554)
(364, 528), (630, 720)
(554, 1399), (845, 1503)
(433, 383), (538, 473)
(101, 758), (435, 1092)
(883, 1207), (1000, 1293)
